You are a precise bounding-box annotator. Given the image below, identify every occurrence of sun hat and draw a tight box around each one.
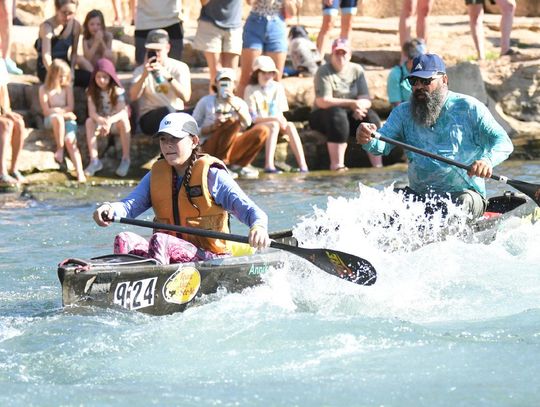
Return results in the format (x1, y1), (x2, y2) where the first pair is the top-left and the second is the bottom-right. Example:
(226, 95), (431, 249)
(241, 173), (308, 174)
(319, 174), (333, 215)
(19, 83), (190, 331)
(92, 58), (122, 88)
(252, 55), (278, 73)
(409, 53), (446, 79)
(155, 113), (199, 139)
(215, 68), (236, 82)
(145, 29), (169, 49)
(331, 38), (351, 54)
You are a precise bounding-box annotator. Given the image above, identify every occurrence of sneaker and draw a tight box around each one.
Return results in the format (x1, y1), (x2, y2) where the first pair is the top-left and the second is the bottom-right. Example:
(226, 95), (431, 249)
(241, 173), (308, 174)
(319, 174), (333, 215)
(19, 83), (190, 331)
(0, 173), (18, 186)
(229, 170), (239, 180)
(264, 167), (283, 174)
(9, 170), (26, 183)
(4, 57), (23, 75)
(115, 158), (131, 177)
(84, 159), (103, 176)
(238, 165), (259, 179)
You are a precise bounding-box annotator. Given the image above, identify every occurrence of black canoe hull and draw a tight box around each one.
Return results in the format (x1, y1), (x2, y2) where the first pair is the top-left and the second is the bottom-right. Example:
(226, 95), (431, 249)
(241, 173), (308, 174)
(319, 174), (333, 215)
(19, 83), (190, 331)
(58, 250), (284, 316)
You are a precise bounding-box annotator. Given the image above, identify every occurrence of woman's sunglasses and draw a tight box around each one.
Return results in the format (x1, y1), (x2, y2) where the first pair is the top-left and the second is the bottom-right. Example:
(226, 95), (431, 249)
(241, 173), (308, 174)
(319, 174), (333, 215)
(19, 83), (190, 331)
(407, 75), (444, 86)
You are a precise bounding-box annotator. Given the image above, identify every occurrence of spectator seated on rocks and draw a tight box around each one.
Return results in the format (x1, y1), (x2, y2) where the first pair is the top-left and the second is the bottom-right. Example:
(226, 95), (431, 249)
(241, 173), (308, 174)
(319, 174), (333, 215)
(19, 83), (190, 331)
(192, 68), (268, 179)
(79, 9), (114, 72)
(35, 0), (91, 88)
(0, 59), (26, 186)
(129, 29), (191, 136)
(38, 59), (86, 183)
(245, 56), (308, 173)
(0, 0), (22, 75)
(288, 25), (321, 77)
(84, 58), (131, 178)
(194, 0), (243, 93)
(387, 38), (426, 108)
(309, 38), (383, 171)
(134, 0), (183, 65)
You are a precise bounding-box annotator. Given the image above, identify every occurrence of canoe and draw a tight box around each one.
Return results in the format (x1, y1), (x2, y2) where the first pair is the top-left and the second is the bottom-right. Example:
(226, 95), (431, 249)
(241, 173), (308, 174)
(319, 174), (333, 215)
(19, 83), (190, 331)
(57, 193), (538, 316)
(58, 248), (286, 316)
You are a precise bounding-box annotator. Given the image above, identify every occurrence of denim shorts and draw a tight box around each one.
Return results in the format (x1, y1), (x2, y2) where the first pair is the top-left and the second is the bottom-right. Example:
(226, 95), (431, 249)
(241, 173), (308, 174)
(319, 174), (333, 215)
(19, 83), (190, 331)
(323, 0), (358, 15)
(242, 12), (287, 53)
(44, 116), (78, 142)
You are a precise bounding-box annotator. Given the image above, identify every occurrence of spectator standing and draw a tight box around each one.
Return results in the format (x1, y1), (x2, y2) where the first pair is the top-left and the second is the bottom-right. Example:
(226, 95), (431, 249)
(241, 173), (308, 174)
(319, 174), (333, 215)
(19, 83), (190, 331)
(134, 0), (183, 65)
(193, 68), (268, 179)
(316, 0), (358, 56)
(237, 0), (291, 98)
(244, 56), (308, 173)
(387, 38), (426, 108)
(0, 59), (26, 185)
(84, 58), (131, 178)
(399, 0), (434, 47)
(467, 0), (516, 59)
(80, 10), (114, 70)
(130, 29), (191, 135)
(309, 39), (382, 170)
(35, 0), (90, 88)
(194, 0), (243, 92)
(38, 59), (86, 182)
(112, 0), (137, 26)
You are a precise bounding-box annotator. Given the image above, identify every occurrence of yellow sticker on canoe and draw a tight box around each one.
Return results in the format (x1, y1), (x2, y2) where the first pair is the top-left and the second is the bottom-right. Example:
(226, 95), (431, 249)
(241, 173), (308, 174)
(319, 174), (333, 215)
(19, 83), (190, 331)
(163, 266), (201, 305)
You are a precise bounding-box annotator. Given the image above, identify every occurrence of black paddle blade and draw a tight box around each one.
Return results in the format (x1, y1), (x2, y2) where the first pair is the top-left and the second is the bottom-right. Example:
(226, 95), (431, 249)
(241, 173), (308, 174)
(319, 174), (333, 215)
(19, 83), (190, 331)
(273, 243), (377, 285)
(507, 179), (540, 206)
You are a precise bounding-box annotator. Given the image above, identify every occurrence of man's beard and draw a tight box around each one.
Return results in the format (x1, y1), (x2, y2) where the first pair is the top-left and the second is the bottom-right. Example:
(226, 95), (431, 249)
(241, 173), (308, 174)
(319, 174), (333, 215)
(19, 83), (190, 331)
(410, 84), (446, 127)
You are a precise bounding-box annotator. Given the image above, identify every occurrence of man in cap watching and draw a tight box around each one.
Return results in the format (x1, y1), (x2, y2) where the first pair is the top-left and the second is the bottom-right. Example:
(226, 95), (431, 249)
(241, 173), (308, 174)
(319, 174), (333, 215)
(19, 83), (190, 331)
(387, 38), (426, 108)
(130, 29), (191, 136)
(309, 38), (383, 170)
(356, 53), (514, 218)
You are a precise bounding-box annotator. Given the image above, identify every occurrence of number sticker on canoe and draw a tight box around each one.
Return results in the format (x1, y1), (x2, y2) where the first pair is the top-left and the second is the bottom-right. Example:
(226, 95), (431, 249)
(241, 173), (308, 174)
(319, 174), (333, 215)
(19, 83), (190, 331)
(163, 266), (201, 305)
(113, 277), (157, 310)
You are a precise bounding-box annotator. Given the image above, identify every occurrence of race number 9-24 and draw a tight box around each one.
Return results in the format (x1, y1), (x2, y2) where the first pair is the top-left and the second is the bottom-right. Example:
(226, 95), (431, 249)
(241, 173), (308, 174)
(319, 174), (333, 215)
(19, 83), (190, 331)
(113, 277), (157, 310)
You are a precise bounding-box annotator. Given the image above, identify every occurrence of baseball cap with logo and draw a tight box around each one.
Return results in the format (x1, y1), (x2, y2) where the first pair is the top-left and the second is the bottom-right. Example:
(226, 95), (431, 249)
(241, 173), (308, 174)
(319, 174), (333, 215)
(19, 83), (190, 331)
(145, 29), (169, 50)
(331, 38), (351, 54)
(155, 113), (199, 139)
(409, 53), (446, 79)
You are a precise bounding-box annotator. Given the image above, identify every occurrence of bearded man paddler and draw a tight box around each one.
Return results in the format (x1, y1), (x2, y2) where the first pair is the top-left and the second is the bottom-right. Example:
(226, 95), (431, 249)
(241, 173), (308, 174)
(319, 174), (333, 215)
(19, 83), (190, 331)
(356, 53), (514, 218)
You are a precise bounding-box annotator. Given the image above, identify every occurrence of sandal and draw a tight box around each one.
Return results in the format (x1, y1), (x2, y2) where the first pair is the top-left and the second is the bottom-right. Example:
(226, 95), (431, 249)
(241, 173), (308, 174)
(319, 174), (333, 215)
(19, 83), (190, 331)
(10, 170), (26, 183)
(0, 173), (18, 186)
(334, 166), (349, 172)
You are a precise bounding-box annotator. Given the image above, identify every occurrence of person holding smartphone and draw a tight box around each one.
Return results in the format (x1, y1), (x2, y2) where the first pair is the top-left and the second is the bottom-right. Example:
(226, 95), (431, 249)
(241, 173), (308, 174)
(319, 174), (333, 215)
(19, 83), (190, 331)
(129, 29), (191, 135)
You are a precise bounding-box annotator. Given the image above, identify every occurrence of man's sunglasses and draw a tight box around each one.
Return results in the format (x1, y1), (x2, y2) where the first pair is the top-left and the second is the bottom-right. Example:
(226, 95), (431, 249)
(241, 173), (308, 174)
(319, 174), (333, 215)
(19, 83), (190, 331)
(407, 74), (444, 86)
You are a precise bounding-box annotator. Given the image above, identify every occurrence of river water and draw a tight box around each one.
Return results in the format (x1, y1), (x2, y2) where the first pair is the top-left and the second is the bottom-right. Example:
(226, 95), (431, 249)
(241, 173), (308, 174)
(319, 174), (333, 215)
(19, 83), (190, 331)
(1, 162), (539, 407)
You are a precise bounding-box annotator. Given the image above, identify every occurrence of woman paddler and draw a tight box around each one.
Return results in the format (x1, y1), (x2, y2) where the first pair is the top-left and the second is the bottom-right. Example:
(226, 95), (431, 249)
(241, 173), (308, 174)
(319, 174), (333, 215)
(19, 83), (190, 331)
(93, 112), (270, 264)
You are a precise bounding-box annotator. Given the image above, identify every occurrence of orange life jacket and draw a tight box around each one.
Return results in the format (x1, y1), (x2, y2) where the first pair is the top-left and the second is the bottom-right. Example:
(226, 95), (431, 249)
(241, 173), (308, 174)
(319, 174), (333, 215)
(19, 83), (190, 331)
(150, 155), (230, 254)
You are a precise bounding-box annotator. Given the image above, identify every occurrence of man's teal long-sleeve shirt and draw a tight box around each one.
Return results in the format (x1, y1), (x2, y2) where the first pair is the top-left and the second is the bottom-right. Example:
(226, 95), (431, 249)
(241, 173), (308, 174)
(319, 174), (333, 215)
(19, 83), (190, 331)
(363, 91), (513, 197)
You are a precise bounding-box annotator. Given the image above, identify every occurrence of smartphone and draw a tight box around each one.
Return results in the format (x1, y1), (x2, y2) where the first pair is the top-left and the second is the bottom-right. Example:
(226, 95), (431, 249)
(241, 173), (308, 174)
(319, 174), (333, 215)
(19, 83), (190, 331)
(147, 50), (157, 60)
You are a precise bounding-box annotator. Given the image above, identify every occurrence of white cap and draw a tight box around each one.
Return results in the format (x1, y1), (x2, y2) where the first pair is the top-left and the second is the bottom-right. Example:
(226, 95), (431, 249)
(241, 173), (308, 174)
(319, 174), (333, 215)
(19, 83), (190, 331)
(155, 113), (199, 139)
(252, 55), (278, 73)
(215, 68), (236, 82)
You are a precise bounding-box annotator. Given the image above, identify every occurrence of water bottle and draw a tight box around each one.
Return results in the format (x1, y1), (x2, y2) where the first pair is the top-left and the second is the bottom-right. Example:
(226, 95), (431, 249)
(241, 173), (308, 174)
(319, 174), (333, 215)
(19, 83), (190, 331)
(152, 69), (167, 93)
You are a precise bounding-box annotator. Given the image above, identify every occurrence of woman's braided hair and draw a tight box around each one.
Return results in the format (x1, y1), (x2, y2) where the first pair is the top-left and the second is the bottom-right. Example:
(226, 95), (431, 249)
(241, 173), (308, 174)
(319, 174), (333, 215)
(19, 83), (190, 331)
(182, 144), (202, 214)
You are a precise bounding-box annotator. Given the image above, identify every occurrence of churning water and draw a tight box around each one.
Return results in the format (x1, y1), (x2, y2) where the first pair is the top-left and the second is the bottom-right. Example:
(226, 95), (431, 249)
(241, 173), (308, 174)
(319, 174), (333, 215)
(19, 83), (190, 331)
(1, 162), (539, 406)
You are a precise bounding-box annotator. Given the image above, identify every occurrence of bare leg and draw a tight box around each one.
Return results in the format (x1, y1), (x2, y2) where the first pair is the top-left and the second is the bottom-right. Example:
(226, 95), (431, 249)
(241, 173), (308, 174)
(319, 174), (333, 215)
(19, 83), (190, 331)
(221, 52), (239, 70)
(112, 0), (123, 24)
(327, 141), (347, 170)
(415, 0), (434, 44)
(117, 112), (131, 160)
(316, 14), (334, 56)
(130, 0), (137, 24)
(76, 55), (94, 72)
(0, 117), (12, 175)
(85, 117), (99, 161)
(468, 4), (485, 60)
(9, 113), (25, 172)
(263, 121), (280, 170)
(50, 114), (65, 163)
(284, 122), (308, 170)
(339, 13), (354, 42)
(399, 0), (416, 46)
(367, 153), (383, 168)
(0, 0), (13, 59)
(64, 137), (86, 182)
(204, 51), (221, 93)
(265, 51), (287, 81)
(237, 48), (262, 98)
(496, 0), (516, 55)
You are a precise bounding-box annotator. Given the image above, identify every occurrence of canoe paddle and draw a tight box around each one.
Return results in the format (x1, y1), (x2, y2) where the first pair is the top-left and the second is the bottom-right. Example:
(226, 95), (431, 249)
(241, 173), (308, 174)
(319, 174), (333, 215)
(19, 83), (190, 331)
(110, 216), (377, 286)
(371, 132), (540, 207)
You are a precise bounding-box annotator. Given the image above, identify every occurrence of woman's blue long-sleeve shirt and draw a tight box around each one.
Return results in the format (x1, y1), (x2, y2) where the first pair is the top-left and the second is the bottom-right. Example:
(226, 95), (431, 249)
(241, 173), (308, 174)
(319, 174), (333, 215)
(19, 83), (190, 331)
(363, 91), (513, 197)
(109, 166), (268, 229)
